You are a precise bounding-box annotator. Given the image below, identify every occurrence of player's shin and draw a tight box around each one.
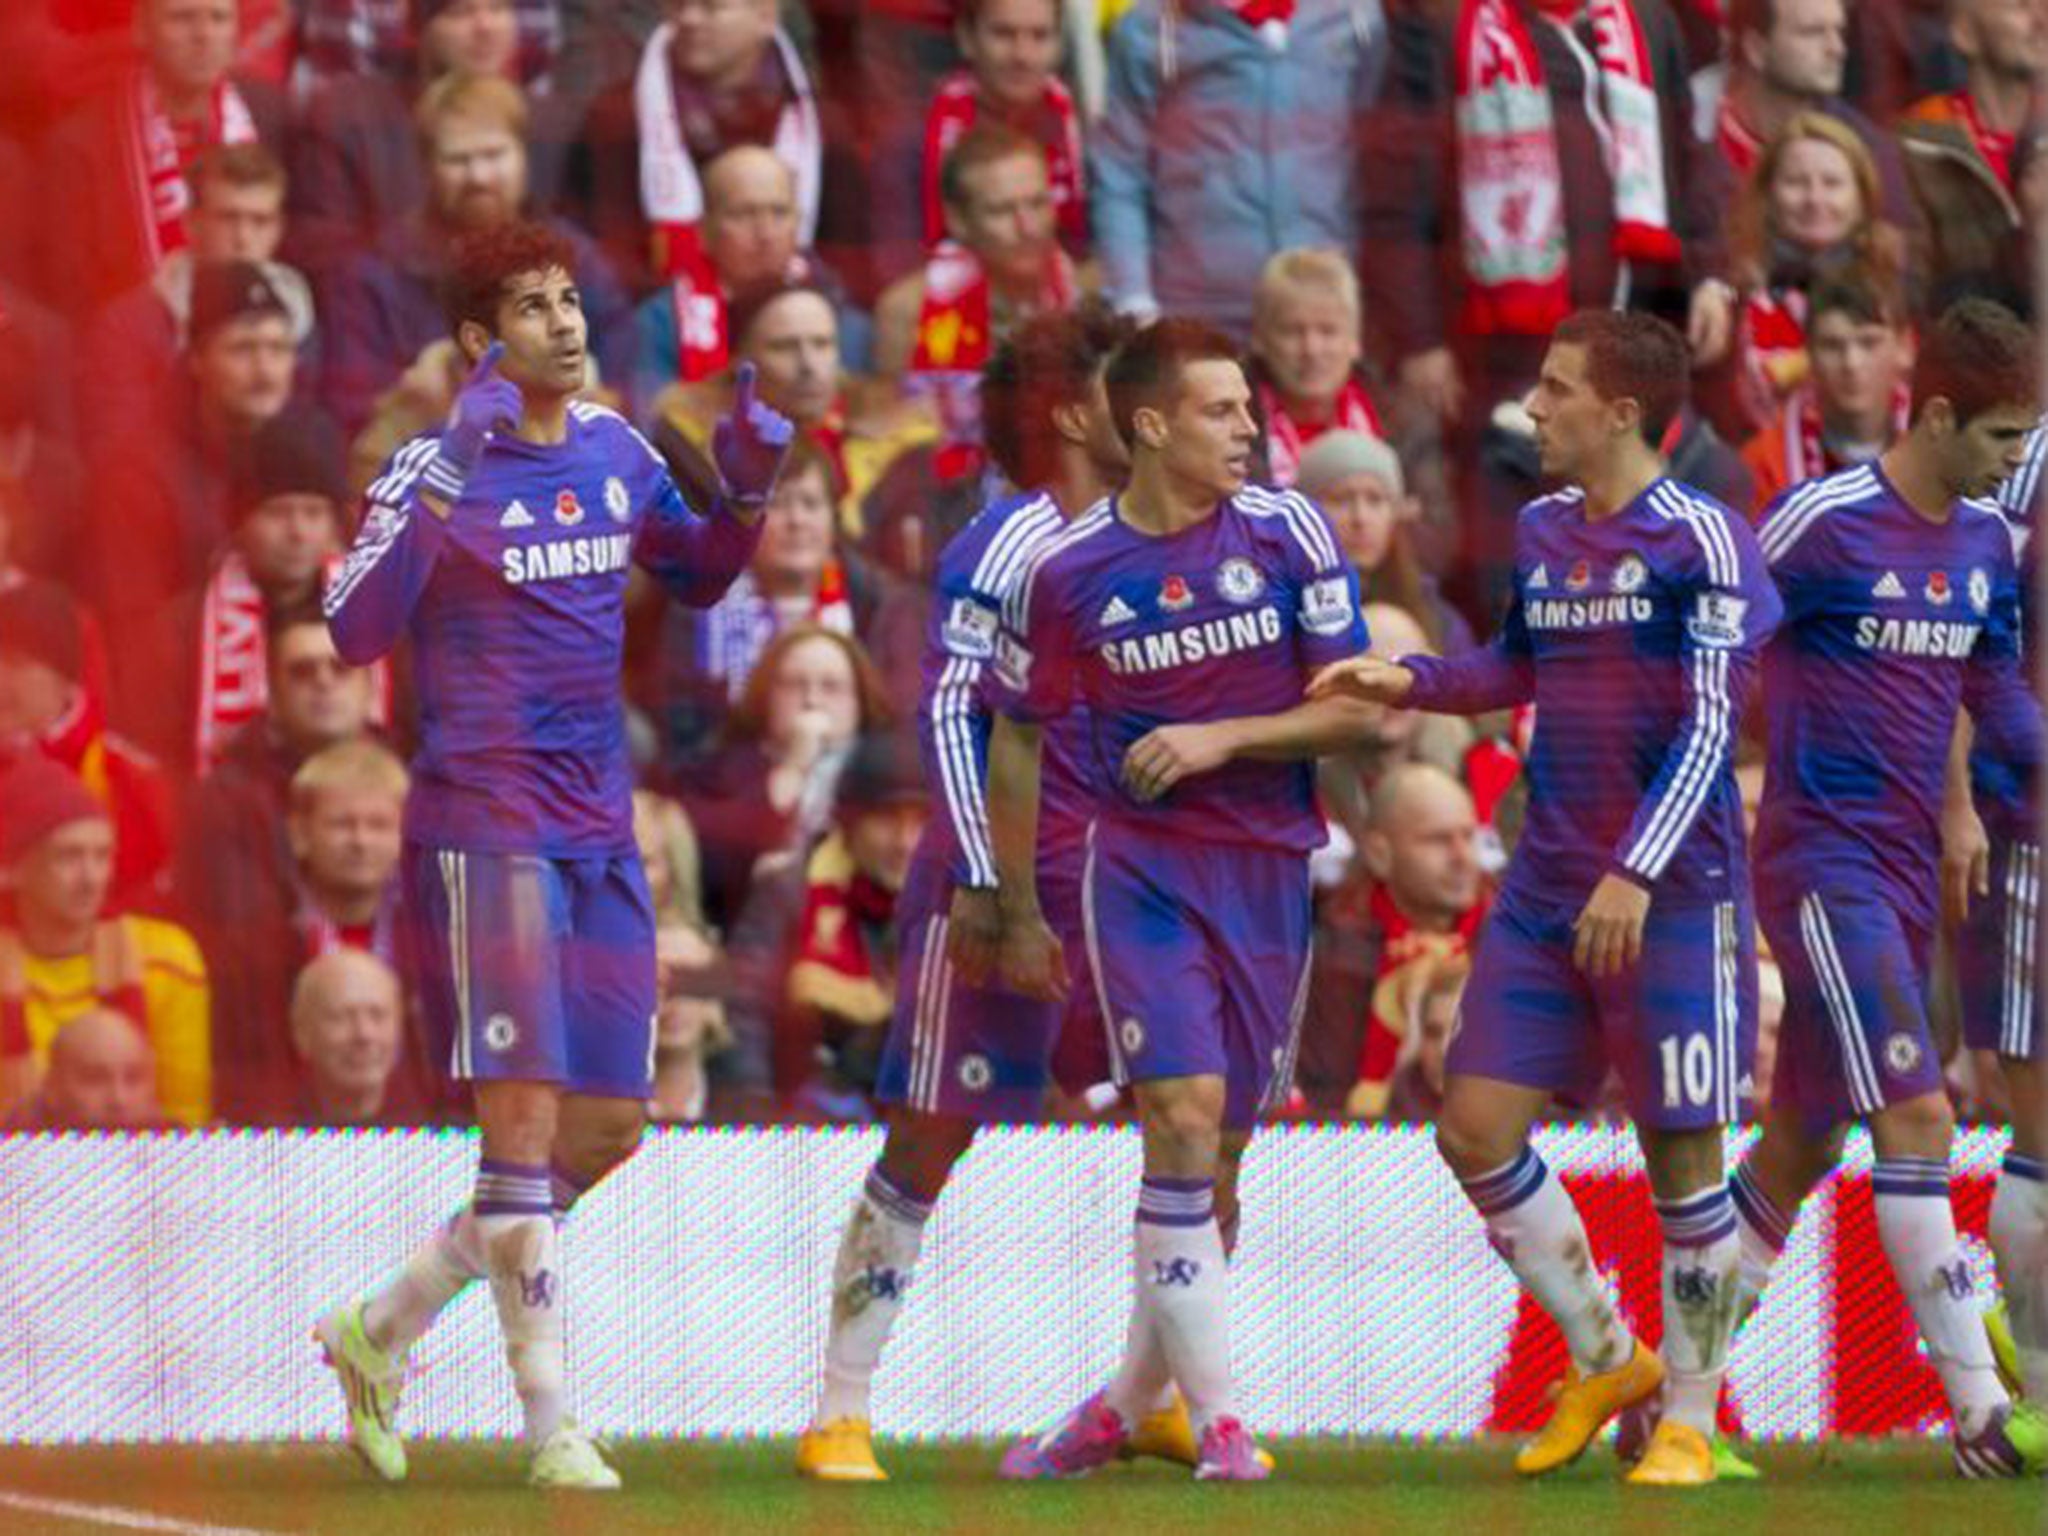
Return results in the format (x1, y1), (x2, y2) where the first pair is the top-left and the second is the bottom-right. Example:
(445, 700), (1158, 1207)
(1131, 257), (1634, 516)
(1988, 1150), (2048, 1400)
(1127, 1176), (1235, 1435)
(474, 1159), (568, 1446)
(816, 1167), (932, 1425)
(1729, 1162), (1795, 1323)
(1459, 1146), (1632, 1375)
(361, 1208), (486, 1355)
(1872, 1153), (2007, 1435)
(1653, 1186), (1741, 1434)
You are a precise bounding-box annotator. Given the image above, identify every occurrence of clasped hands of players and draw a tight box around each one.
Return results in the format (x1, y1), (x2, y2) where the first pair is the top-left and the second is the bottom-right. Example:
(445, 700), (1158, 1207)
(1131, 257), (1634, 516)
(1312, 653), (1650, 978)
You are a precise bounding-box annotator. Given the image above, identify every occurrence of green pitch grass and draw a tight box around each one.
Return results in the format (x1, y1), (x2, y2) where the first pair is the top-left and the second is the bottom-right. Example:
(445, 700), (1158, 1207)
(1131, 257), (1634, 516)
(0, 1439), (2042, 1536)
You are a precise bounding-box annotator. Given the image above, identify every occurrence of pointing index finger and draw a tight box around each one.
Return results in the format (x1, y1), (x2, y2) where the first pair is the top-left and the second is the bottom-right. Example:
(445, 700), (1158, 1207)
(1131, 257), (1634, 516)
(469, 340), (506, 386)
(732, 360), (757, 416)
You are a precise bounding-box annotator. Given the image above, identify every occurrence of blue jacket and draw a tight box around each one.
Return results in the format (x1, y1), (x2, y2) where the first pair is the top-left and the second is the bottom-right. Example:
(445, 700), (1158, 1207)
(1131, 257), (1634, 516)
(1091, 0), (1385, 339)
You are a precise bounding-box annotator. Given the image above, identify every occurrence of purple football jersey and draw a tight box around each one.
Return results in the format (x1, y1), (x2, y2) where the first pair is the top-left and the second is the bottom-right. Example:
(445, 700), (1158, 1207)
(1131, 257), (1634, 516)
(1404, 477), (1781, 906)
(990, 485), (1368, 852)
(1756, 462), (2044, 932)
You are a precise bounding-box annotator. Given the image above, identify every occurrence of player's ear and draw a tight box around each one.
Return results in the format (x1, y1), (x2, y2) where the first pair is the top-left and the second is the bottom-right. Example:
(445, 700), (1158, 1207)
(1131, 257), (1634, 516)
(1050, 399), (1090, 446)
(454, 319), (495, 368)
(1360, 827), (1393, 882)
(1133, 405), (1168, 451)
(1921, 396), (1956, 441)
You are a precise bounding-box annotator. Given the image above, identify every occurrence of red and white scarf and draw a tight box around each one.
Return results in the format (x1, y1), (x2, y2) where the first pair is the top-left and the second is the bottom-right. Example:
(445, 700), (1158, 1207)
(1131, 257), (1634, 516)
(920, 72), (1086, 249)
(120, 68), (258, 271)
(1258, 377), (1385, 488)
(194, 553), (394, 772)
(1453, 0), (1678, 336)
(634, 21), (821, 279)
(664, 228), (731, 383)
(1776, 381), (1913, 488)
(1353, 884), (1485, 1103)
(1736, 285), (1810, 430)
(1715, 94), (1764, 178)
(1955, 89), (2020, 190)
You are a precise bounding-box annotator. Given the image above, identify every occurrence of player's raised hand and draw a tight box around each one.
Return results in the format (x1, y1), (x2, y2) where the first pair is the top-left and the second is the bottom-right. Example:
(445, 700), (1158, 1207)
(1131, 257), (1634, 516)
(996, 906), (1069, 1002)
(1307, 654), (1413, 706)
(1121, 721), (1238, 803)
(1572, 872), (1650, 979)
(422, 340), (523, 511)
(1939, 794), (1990, 927)
(946, 885), (1005, 986)
(712, 361), (795, 507)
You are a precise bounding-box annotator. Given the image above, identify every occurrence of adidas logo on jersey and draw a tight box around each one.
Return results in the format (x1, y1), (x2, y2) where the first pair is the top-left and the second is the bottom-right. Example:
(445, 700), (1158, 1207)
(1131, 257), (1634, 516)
(501, 500), (535, 529)
(1527, 564), (1550, 591)
(1099, 595), (1137, 627)
(1872, 571), (1905, 600)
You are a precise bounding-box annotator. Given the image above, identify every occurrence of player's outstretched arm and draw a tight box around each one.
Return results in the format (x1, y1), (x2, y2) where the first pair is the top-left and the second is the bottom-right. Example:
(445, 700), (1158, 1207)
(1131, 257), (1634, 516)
(1306, 654), (1415, 707)
(984, 713), (1067, 1001)
(637, 362), (794, 607)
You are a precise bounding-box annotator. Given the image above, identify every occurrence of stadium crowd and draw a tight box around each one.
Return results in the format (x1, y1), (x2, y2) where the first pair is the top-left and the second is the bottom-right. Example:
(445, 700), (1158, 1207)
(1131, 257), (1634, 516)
(0, 0), (2037, 1132)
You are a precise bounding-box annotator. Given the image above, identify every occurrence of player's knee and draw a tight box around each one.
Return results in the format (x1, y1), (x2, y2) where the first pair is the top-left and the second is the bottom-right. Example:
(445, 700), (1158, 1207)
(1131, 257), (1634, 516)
(1138, 1081), (1225, 1169)
(1871, 1093), (1956, 1161)
(1434, 1112), (1517, 1182)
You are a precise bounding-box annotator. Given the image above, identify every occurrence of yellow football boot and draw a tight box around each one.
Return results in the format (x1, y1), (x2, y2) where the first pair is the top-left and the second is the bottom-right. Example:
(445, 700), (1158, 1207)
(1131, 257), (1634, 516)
(795, 1417), (888, 1482)
(1625, 1419), (1717, 1486)
(1514, 1340), (1665, 1477)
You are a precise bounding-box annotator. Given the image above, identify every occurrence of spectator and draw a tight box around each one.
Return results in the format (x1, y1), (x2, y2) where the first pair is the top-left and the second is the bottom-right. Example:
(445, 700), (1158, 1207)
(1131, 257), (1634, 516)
(294, 0), (561, 92)
(0, 758), (210, 1128)
(1246, 248), (1388, 488)
(317, 72), (633, 432)
(1740, 265), (1914, 508)
(648, 280), (938, 535)
(1695, 0), (1916, 231)
(1297, 761), (1486, 1119)
(1898, 0), (2047, 313)
(681, 622), (893, 935)
(206, 738), (411, 1122)
(0, 582), (174, 910)
(0, 298), (87, 592)
(635, 433), (923, 769)
(1092, 0), (1381, 339)
(775, 729), (928, 1118)
(286, 948), (430, 1127)
(1723, 111), (1906, 436)
(874, 125), (1087, 468)
(37, 0), (286, 317)
(78, 143), (313, 443)
(291, 0), (564, 271)
(635, 787), (728, 1122)
(125, 411), (360, 773)
(569, 0), (824, 296)
(864, 0), (1083, 288)
(1361, 0), (1725, 616)
(630, 144), (859, 400)
(1382, 953), (1467, 1122)
(2, 1007), (168, 1131)
(1295, 431), (1472, 656)
(1346, 601), (1475, 786)
(89, 260), (330, 645)
(175, 608), (381, 993)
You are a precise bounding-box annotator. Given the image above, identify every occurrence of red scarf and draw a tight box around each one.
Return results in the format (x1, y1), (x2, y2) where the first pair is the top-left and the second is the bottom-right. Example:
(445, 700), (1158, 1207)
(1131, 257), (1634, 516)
(1716, 95), (1764, 178)
(1354, 885), (1486, 1099)
(1453, 0), (1678, 337)
(1955, 89), (2019, 190)
(1230, 0), (1298, 23)
(120, 68), (258, 272)
(1258, 377), (1386, 488)
(195, 554), (395, 772)
(1736, 286), (1810, 431)
(1779, 381), (1913, 488)
(921, 72), (1086, 249)
(663, 227), (730, 383)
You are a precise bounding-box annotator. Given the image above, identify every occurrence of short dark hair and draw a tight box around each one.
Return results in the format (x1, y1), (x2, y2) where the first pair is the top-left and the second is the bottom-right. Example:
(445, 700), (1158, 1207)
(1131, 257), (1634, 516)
(1912, 297), (2039, 427)
(774, 431), (845, 504)
(1550, 308), (1691, 446)
(190, 142), (286, 206)
(1807, 264), (1910, 333)
(1103, 318), (1242, 452)
(264, 596), (330, 652)
(939, 122), (1045, 213)
(1728, 0), (1775, 41)
(981, 303), (1134, 490)
(726, 278), (838, 355)
(442, 220), (578, 337)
